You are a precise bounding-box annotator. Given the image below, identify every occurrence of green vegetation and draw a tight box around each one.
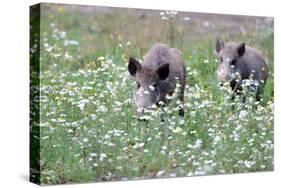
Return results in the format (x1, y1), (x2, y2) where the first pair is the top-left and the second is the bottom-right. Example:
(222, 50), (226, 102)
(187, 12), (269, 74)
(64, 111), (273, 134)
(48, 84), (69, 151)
(30, 4), (274, 184)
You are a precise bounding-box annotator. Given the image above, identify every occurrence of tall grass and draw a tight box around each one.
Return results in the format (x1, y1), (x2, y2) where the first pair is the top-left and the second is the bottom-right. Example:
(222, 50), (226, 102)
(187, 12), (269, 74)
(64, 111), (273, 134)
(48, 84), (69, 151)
(31, 4), (274, 184)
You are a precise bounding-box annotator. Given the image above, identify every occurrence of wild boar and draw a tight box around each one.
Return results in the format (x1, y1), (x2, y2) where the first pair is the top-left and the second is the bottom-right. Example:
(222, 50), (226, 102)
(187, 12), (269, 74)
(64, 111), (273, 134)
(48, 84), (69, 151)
(128, 43), (186, 117)
(215, 38), (269, 100)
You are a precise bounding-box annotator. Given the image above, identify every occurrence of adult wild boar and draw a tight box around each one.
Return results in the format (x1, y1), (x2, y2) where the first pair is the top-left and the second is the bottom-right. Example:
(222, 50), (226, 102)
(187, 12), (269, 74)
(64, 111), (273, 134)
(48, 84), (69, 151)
(128, 43), (186, 117)
(215, 38), (269, 100)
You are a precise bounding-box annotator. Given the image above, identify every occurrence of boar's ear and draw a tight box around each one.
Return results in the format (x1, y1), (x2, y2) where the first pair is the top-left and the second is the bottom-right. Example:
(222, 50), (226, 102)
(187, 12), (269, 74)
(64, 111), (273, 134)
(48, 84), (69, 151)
(237, 43), (245, 57)
(128, 57), (141, 76)
(157, 63), (169, 80)
(216, 37), (224, 53)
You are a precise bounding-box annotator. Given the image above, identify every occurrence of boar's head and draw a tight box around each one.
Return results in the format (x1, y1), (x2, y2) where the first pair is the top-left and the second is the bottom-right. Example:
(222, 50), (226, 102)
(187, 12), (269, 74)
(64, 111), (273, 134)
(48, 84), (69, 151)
(216, 38), (246, 82)
(128, 57), (170, 117)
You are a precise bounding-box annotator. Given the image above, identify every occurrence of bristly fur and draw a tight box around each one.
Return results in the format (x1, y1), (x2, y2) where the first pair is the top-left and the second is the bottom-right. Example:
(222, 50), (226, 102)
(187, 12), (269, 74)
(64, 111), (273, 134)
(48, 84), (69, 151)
(128, 43), (186, 116)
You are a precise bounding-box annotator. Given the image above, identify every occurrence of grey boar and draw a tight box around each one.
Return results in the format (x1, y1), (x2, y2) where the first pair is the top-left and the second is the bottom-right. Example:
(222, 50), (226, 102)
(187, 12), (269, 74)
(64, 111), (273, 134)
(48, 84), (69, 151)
(215, 38), (269, 100)
(128, 43), (186, 117)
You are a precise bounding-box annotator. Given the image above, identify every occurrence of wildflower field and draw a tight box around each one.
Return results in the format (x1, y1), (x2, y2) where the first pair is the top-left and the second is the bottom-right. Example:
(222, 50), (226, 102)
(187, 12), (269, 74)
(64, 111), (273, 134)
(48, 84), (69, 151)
(30, 4), (274, 185)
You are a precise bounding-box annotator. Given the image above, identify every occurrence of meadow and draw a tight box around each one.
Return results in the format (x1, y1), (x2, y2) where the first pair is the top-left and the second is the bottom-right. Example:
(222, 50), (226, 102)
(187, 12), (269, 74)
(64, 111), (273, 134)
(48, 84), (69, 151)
(30, 4), (274, 184)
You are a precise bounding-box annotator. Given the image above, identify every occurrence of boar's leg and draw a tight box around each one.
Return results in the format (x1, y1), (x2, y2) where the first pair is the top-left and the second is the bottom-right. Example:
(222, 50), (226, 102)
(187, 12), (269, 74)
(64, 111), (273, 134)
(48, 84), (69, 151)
(255, 86), (265, 102)
(178, 67), (186, 117)
(179, 107), (184, 117)
(178, 94), (184, 117)
(178, 82), (186, 117)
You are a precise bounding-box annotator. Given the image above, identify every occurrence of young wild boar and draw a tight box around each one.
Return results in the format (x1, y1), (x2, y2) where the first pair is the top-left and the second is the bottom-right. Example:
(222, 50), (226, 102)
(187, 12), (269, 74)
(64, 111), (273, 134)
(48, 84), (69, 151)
(215, 38), (269, 100)
(128, 43), (186, 117)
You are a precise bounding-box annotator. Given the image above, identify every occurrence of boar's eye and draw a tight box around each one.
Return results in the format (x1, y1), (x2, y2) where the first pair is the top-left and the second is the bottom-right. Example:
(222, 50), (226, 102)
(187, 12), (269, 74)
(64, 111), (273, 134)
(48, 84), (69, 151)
(167, 90), (174, 96)
(219, 57), (223, 63)
(136, 82), (140, 89)
(230, 59), (236, 66)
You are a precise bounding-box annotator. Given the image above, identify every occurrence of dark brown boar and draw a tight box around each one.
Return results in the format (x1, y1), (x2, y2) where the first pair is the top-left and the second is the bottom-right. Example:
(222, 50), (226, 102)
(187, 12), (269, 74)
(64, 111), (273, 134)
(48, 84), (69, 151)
(128, 43), (186, 117)
(215, 38), (269, 100)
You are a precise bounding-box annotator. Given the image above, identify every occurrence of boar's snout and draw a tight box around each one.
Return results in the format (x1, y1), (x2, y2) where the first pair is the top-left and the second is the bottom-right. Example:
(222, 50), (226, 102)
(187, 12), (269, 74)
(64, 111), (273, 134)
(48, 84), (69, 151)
(216, 64), (228, 82)
(135, 87), (156, 116)
(137, 107), (146, 117)
(216, 63), (230, 82)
